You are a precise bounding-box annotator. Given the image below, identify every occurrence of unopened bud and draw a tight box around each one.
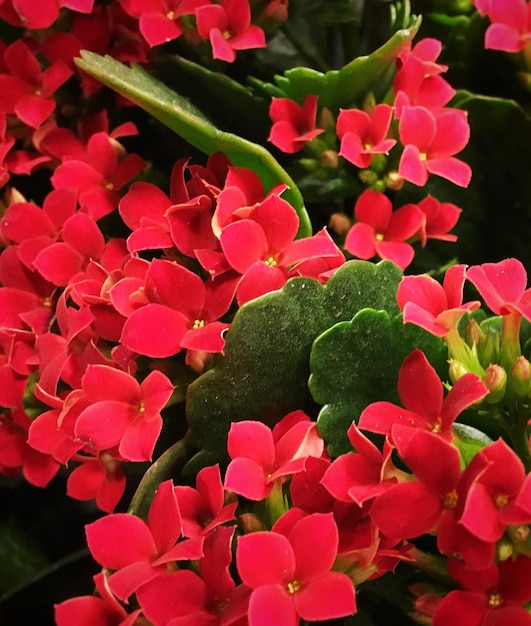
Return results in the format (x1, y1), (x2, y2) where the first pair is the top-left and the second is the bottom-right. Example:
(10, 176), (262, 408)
(321, 149), (339, 169)
(238, 513), (265, 534)
(328, 213), (352, 236)
(496, 537), (514, 561)
(359, 169), (379, 186)
(512, 356), (531, 397)
(507, 524), (530, 544)
(385, 170), (405, 191)
(465, 318), (485, 349)
(483, 364), (507, 404)
(448, 359), (470, 384)
(479, 326), (500, 368)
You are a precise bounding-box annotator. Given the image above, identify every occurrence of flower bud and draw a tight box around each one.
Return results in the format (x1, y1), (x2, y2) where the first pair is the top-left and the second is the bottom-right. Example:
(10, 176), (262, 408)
(464, 318), (485, 349)
(448, 359), (470, 384)
(479, 326), (500, 368)
(321, 149), (339, 169)
(238, 513), (265, 534)
(512, 356), (531, 397)
(496, 537), (514, 561)
(483, 364), (507, 404)
(358, 169), (379, 186)
(384, 170), (405, 191)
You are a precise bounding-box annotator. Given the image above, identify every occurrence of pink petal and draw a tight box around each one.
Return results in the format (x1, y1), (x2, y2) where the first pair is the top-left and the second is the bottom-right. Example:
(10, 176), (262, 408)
(120, 303), (189, 358)
(140, 12), (182, 47)
(235, 262), (287, 305)
(74, 401), (136, 449)
(82, 364), (140, 404)
(221, 220), (268, 273)
(344, 222), (377, 260)
(374, 240), (415, 269)
(237, 531), (295, 587)
(33, 243), (85, 286)
(224, 457), (270, 500)
(85, 513), (156, 569)
(398, 144), (429, 186)
(248, 585), (297, 626)
(119, 414), (162, 462)
(426, 156), (472, 187)
(290, 513), (338, 581)
(398, 349), (443, 420)
(359, 401), (426, 435)
(147, 479), (182, 554)
(295, 571), (356, 621)
(180, 321), (229, 352)
(140, 369), (174, 415)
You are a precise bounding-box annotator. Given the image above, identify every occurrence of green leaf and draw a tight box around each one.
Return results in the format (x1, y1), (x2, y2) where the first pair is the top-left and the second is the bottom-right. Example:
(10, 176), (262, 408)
(184, 260), (403, 472)
(309, 309), (447, 456)
(74, 51), (312, 237)
(255, 15), (421, 108)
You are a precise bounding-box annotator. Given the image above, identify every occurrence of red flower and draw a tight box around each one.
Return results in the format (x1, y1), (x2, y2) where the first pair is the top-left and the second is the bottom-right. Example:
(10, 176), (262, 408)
(236, 512), (356, 624)
(483, 0), (531, 53)
(117, 259), (236, 358)
(85, 480), (203, 601)
(137, 525), (249, 626)
(174, 464), (238, 539)
(224, 413), (324, 501)
(119, 0), (204, 47)
(55, 572), (142, 626)
(268, 95), (324, 154)
(433, 556), (531, 626)
(337, 104), (396, 168)
(359, 349), (488, 441)
(0, 39), (72, 128)
(466, 258), (531, 320)
(414, 195), (462, 247)
(196, 0), (266, 63)
(344, 190), (424, 270)
(72, 364), (174, 462)
(370, 426), (463, 540)
(397, 264), (480, 337)
(398, 106), (472, 187)
(0, 0), (94, 29)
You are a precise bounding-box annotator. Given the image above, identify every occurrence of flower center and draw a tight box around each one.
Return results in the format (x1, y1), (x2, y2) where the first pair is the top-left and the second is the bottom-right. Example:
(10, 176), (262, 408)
(286, 580), (301, 594)
(442, 490), (458, 509)
(264, 256), (278, 267)
(105, 181), (114, 190)
(430, 418), (442, 433)
(167, 10), (175, 19)
(495, 493), (509, 508)
(138, 400), (145, 414)
(193, 319), (206, 329)
(375, 232), (385, 241)
(419, 152), (428, 161)
(488, 593), (503, 608)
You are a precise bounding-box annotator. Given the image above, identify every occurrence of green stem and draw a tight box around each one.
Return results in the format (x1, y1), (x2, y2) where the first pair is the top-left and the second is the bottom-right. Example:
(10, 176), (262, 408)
(408, 548), (454, 588)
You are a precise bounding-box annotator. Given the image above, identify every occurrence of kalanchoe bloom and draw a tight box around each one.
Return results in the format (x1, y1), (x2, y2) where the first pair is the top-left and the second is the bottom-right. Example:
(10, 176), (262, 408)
(397, 264), (481, 337)
(466, 257), (531, 320)
(236, 512), (356, 625)
(370, 426), (463, 540)
(268, 95), (324, 154)
(344, 189), (424, 270)
(195, 0), (267, 63)
(174, 463), (238, 539)
(0, 39), (73, 128)
(85, 480), (203, 601)
(66, 451), (126, 513)
(72, 364), (174, 462)
(0, 0), (95, 29)
(413, 195), (462, 247)
(398, 106), (472, 187)
(137, 525), (250, 626)
(336, 104), (396, 168)
(119, 0), (205, 47)
(219, 194), (340, 305)
(51, 131), (146, 220)
(459, 438), (531, 543)
(359, 349), (488, 441)
(433, 555), (531, 626)
(482, 0), (531, 53)
(117, 258), (237, 358)
(321, 422), (401, 506)
(224, 412), (324, 501)
(55, 572), (142, 626)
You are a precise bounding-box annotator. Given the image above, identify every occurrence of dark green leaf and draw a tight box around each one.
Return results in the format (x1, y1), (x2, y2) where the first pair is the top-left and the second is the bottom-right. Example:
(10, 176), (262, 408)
(310, 309), (447, 456)
(184, 260), (403, 472)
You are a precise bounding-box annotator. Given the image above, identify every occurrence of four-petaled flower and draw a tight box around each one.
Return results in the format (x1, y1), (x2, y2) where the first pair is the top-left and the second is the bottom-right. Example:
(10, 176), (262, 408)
(268, 95), (324, 153)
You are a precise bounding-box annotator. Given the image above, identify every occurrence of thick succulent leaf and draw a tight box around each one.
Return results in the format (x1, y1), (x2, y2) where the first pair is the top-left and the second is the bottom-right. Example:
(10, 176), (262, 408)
(75, 52), (311, 237)
(253, 15), (421, 108)
(309, 309), (447, 457)
(184, 260), (402, 472)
